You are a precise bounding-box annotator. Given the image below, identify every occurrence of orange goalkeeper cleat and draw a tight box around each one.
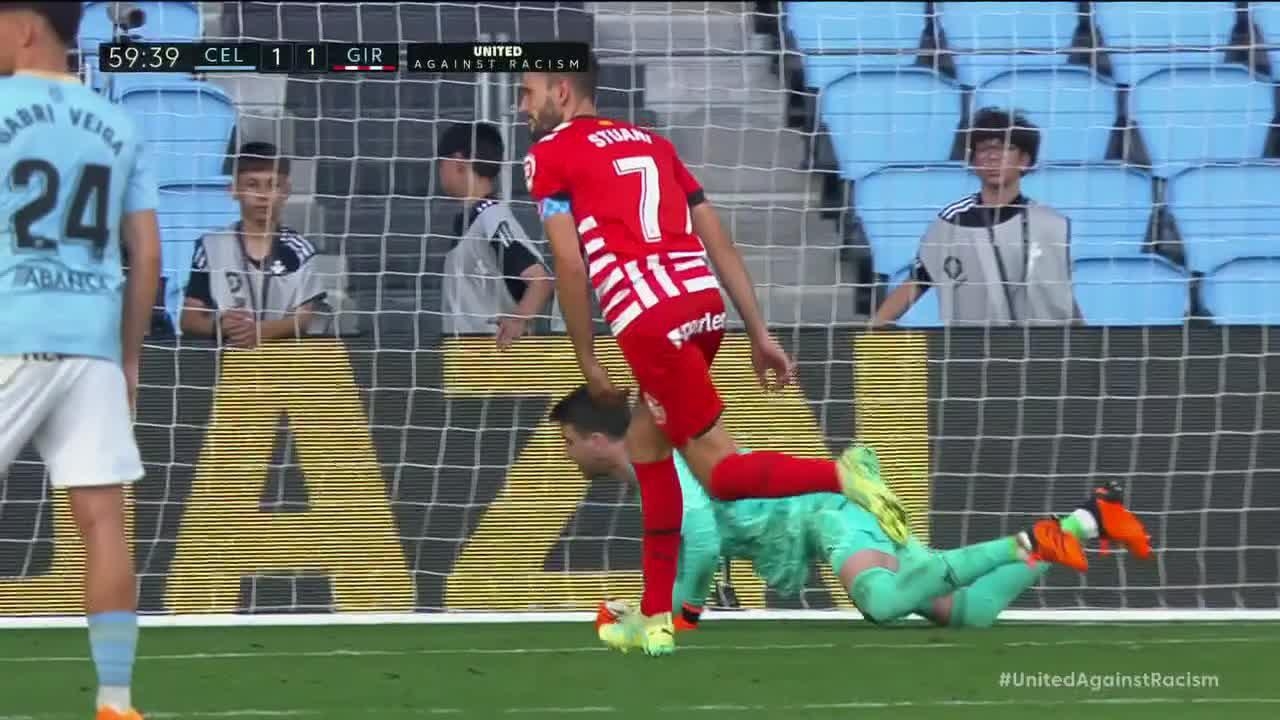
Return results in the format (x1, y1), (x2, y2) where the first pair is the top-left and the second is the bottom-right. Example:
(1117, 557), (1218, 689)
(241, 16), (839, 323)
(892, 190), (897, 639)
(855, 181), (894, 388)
(674, 616), (699, 632)
(1093, 481), (1153, 560)
(96, 708), (144, 720)
(1028, 518), (1088, 573)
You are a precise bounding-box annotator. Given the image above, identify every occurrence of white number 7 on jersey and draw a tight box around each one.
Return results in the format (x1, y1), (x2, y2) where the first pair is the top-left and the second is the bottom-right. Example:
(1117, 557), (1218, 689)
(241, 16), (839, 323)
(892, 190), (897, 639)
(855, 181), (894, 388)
(613, 155), (692, 243)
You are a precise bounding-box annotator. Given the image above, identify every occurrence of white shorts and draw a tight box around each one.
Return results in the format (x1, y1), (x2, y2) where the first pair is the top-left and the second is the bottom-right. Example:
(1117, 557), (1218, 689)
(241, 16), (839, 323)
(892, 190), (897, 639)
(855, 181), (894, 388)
(0, 355), (144, 488)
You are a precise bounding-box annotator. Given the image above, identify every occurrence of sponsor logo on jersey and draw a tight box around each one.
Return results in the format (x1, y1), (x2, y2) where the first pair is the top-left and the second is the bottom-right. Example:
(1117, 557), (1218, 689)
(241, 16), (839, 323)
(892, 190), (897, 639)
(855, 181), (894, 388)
(0, 258), (115, 295)
(666, 311), (727, 349)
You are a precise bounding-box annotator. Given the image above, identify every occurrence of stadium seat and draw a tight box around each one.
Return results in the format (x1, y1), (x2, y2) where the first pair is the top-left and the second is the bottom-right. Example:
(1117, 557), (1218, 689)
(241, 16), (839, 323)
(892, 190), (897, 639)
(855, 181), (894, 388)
(973, 70), (1117, 164)
(856, 164), (973, 277)
(120, 81), (236, 182)
(786, 2), (929, 88)
(157, 179), (239, 328)
(822, 70), (963, 181)
(1168, 165), (1280, 323)
(1129, 67), (1272, 178)
(936, 1), (1087, 88)
(1251, 2), (1280, 79)
(1020, 165), (1153, 261)
(81, 2), (202, 46)
(1093, 1), (1239, 86)
(1071, 258), (1189, 325)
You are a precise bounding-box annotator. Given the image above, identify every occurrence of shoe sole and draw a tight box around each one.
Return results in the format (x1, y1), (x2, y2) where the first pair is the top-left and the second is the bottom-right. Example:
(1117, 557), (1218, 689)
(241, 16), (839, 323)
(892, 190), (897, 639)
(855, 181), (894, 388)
(1097, 501), (1153, 559)
(839, 447), (911, 545)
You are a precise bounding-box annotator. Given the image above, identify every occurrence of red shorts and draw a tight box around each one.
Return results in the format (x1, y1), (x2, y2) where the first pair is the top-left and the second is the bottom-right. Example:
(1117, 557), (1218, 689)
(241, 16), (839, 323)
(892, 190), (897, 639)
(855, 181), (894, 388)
(615, 290), (727, 447)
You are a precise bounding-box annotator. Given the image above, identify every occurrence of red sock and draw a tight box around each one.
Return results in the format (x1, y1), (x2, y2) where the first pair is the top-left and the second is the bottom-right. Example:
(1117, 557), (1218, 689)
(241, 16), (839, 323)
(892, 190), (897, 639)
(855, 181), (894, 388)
(708, 451), (840, 501)
(635, 458), (682, 617)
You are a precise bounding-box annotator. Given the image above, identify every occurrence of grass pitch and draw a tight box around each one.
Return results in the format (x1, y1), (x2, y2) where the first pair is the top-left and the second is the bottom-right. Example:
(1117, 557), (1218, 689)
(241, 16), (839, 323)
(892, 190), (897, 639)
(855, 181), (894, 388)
(1, 621), (1277, 719)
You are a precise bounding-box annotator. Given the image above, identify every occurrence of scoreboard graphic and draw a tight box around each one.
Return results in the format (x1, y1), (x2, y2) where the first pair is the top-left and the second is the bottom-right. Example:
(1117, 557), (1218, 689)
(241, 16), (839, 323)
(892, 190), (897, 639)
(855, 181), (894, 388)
(97, 41), (591, 74)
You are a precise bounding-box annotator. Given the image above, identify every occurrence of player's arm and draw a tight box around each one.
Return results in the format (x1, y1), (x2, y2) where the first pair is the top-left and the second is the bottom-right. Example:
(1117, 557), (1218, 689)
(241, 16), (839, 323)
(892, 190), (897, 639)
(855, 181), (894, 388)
(871, 256), (929, 328)
(543, 205), (597, 371)
(690, 201), (769, 344)
(120, 141), (162, 402)
(526, 146), (602, 379)
(121, 210), (161, 372)
(671, 144), (770, 344)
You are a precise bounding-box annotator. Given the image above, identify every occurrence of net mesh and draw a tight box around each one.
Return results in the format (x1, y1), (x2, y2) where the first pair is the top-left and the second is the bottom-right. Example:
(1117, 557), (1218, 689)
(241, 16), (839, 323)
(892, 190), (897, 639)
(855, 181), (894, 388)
(0, 1), (1278, 618)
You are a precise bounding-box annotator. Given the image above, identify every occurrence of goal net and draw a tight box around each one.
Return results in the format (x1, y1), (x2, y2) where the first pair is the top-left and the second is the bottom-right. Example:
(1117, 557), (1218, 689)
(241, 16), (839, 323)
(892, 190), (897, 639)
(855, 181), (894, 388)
(1, 0), (1278, 625)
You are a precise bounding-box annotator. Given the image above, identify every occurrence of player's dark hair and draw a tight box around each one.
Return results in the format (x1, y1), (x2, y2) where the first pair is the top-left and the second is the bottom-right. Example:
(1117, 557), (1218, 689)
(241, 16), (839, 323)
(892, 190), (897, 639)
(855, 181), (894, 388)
(551, 51), (599, 101)
(967, 107), (1040, 171)
(550, 385), (630, 440)
(235, 141), (290, 177)
(438, 122), (504, 180)
(4, 2), (83, 48)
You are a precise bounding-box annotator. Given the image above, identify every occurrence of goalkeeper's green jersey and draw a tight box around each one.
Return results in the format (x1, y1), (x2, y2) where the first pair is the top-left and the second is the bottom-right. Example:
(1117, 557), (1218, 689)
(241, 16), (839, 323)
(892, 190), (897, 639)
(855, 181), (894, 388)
(672, 452), (890, 598)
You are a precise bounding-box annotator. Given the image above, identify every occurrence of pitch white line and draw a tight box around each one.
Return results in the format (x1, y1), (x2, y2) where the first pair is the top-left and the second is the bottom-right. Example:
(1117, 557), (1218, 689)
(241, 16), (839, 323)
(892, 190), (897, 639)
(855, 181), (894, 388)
(6, 698), (1280, 719)
(1, 635), (1269, 664)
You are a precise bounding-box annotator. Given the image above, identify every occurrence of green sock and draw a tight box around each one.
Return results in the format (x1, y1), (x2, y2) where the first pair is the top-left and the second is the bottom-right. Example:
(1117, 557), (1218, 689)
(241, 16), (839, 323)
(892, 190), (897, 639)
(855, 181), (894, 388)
(1060, 513), (1087, 541)
(945, 562), (1050, 628)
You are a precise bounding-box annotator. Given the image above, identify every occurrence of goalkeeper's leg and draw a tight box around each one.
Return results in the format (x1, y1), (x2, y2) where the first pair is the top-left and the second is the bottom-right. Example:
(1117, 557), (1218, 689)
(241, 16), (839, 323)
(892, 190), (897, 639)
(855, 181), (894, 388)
(841, 520), (1084, 626)
(927, 480), (1152, 627)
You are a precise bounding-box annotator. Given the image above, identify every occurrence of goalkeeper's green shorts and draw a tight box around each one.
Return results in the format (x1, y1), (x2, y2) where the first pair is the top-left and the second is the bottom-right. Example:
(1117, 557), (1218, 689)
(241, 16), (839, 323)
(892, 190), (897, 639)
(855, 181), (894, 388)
(819, 498), (925, 575)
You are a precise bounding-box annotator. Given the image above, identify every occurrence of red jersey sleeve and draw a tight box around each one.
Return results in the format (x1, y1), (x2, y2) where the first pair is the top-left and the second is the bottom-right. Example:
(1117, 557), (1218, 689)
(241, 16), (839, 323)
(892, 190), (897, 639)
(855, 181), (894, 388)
(523, 138), (571, 203)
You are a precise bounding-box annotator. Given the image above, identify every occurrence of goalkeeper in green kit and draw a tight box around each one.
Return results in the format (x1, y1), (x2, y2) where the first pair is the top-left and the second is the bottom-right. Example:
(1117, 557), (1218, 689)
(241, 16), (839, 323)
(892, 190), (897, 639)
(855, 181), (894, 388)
(549, 386), (1152, 644)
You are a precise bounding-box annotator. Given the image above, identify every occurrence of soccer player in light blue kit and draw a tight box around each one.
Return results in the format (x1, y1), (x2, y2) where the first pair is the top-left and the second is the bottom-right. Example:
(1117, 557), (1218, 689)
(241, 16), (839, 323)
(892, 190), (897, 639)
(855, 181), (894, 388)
(0, 5), (161, 719)
(549, 386), (1152, 644)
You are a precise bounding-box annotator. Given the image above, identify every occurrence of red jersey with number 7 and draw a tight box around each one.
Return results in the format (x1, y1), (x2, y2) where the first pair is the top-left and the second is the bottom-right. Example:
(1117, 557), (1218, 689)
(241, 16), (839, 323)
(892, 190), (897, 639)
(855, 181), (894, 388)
(524, 116), (721, 337)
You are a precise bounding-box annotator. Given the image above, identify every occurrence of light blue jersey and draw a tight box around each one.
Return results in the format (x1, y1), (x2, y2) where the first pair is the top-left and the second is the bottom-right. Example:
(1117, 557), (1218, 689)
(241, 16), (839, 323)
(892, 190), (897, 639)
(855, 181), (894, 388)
(0, 73), (158, 364)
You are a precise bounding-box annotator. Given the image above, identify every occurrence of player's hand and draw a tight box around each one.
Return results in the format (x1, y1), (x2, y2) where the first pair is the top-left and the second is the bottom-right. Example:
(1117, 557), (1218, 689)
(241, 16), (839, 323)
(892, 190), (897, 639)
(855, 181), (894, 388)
(494, 315), (529, 350)
(750, 335), (796, 391)
(585, 363), (629, 406)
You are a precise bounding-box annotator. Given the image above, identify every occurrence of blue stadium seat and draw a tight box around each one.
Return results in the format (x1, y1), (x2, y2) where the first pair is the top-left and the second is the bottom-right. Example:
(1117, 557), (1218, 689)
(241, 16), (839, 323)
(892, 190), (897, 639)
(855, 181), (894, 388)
(888, 265), (943, 327)
(81, 2), (202, 46)
(1129, 67), (1272, 178)
(973, 70), (1117, 164)
(822, 70), (963, 181)
(1252, 2), (1280, 79)
(158, 179), (239, 328)
(786, 2), (929, 88)
(936, 2), (1086, 88)
(119, 81), (236, 182)
(1168, 165), (1280, 323)
(1093, 1), (1239, 86)
(1071, 258), (1189, 325)
(856, 164), (973, 277)
(1020, 165), (1153, 260)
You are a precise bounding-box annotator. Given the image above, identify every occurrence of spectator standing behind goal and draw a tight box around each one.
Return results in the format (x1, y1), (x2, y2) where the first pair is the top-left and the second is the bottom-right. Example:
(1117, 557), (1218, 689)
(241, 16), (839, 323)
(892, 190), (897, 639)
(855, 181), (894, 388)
(179, 142), (326, 347)
(438, 122), (554, 349)
(872, 108), (1082, 327)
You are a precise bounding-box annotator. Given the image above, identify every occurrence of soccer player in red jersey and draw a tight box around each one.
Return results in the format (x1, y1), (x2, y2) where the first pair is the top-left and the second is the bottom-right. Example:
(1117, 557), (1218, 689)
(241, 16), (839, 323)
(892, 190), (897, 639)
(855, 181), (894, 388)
(518, 58), (910, 656)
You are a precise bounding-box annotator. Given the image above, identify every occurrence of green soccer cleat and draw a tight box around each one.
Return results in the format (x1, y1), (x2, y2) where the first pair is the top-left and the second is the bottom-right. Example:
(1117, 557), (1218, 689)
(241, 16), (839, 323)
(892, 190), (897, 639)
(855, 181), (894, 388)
(641, 612), (676, 657)
(597, 616), (644, 654)
(837, 444), (911, 545)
